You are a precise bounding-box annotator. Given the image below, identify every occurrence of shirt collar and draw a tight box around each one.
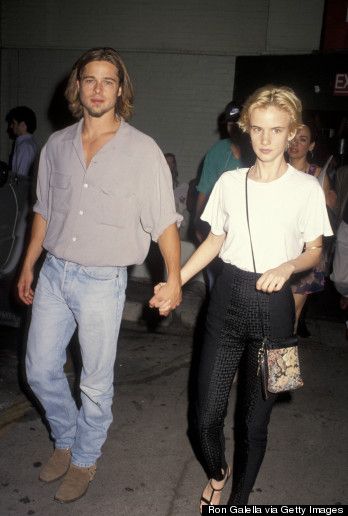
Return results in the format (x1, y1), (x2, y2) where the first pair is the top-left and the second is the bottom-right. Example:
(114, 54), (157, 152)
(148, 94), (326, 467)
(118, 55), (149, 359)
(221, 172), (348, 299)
(70, 117), (131, 169)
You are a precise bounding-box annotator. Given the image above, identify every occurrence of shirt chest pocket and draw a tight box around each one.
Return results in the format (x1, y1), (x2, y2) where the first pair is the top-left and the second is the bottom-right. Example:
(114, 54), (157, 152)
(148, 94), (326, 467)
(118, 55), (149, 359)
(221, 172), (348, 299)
(98, 186), (136, 227)
(50, 173), (71, 214)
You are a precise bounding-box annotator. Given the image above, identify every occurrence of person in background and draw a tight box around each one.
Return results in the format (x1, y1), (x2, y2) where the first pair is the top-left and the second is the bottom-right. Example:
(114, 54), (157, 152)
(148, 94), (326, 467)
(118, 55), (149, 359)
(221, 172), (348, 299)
(165, 152), (179, 189)
(335, 164), (348, 225)
(288, 123), (336, 335)
(195, 102), (242, 288)
(5, 106), (38, 178)
(195, 101), (242, 236)
(331, 197), (348, 339)
(165, 152), (190, 240)
(153, 85), (332, 509)
(165, 153), (189, 235)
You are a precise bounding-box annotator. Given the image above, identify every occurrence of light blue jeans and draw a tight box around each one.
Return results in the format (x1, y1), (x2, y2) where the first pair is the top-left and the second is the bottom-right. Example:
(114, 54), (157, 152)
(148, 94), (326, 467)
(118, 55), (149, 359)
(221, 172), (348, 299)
(26, 253), (127, 467)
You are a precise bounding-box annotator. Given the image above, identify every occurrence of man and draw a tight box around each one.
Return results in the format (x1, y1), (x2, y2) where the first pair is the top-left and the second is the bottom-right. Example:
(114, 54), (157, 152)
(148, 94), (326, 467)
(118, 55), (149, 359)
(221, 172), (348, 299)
(5, 106), (38, 177)
(18, 47), (181, 503)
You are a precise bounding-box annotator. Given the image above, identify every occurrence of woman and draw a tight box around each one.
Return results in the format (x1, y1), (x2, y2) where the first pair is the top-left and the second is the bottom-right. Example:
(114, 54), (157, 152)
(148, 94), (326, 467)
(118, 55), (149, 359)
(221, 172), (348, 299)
(154, 85), (332, 508)
(288, 124), (336, 333)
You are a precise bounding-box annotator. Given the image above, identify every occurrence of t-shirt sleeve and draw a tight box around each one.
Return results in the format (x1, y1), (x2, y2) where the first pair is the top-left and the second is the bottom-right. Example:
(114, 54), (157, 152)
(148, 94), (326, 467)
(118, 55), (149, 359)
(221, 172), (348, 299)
(33, 144), (51, 220)
(301, 181), (333, 242)
(200, 176), (226, 235)
(140, 145), (183, 242)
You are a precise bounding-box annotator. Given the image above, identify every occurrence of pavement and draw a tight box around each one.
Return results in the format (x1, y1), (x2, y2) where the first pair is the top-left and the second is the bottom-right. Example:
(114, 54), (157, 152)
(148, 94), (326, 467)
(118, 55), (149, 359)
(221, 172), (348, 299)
(0, 277), (347, 515)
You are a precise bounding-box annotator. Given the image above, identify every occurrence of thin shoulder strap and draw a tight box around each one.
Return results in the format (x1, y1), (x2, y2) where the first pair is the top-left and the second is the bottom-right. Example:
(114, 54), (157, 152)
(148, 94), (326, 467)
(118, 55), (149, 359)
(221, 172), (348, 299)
(245, 169), (266, 339)
(245, 168), (257, 273)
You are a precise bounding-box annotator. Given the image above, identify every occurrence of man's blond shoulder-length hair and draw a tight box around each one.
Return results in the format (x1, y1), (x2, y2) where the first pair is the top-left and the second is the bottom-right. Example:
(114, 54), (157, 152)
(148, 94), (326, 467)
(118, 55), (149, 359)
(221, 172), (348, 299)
(65, 47), (134, 120)
(238, 85), (302, 134)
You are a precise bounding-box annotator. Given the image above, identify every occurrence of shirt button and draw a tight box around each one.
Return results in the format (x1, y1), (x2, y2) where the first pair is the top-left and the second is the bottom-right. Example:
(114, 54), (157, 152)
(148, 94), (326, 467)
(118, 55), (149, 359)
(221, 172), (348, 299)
(83, 183), (88, 188)
(72, 237), (77, 242)
(79, 210), (84, 215)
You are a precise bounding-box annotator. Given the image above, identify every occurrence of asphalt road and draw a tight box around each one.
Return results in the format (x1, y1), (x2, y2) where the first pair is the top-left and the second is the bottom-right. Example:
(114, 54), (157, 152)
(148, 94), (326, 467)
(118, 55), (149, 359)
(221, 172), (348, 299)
(0, 315), (347, 515)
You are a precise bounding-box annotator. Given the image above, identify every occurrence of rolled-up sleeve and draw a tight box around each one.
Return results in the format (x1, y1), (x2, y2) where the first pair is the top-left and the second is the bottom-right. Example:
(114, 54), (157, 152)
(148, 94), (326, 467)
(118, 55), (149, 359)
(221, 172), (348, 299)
(140, 146), (182, 242)
(33, 144), (51, 221)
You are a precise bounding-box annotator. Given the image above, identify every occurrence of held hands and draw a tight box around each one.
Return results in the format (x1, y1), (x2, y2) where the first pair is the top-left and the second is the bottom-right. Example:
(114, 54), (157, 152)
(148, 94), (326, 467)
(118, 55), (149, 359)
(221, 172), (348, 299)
(256, 262), (295, 293)
(149, 279), (182, 317)
(17, 267), (35, 305)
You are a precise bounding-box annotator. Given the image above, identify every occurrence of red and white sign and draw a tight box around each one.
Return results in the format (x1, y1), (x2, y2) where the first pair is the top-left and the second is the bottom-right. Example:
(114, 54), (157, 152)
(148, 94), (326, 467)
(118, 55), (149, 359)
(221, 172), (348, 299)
(334, 73), (348, 96)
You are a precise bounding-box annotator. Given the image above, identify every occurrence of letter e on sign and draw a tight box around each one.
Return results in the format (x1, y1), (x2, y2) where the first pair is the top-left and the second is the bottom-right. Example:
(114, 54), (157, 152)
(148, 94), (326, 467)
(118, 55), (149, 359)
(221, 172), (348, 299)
(334, 73), (348, 96)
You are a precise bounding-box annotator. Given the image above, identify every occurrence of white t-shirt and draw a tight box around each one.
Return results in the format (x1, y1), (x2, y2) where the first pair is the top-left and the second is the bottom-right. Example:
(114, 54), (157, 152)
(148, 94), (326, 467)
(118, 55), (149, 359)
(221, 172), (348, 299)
(201, 165), (333, 273)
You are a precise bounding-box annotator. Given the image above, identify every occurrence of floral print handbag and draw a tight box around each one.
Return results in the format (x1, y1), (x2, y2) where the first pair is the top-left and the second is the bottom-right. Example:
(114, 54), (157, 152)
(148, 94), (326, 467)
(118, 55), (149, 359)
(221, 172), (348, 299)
(257, 336), (304, 400)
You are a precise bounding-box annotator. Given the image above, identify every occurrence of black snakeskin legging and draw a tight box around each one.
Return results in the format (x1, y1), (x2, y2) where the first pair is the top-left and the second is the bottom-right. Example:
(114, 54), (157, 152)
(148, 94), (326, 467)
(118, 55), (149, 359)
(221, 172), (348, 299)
(197, 263), (295, 504)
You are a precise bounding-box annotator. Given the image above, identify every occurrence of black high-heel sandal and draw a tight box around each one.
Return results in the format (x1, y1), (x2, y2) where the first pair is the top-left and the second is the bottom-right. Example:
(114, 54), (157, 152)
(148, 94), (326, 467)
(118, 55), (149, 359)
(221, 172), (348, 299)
(200, 465), (232, 513)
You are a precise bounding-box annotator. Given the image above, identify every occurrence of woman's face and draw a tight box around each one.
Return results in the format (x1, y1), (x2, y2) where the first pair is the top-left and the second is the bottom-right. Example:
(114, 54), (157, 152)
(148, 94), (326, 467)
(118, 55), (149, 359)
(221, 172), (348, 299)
(249, 105), (294, 164)
(288, 125), (314, 160)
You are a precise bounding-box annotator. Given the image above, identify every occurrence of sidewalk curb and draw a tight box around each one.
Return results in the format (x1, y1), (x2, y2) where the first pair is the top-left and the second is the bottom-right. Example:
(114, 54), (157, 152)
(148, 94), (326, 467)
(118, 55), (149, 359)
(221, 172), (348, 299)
(0, 398), (32, 431)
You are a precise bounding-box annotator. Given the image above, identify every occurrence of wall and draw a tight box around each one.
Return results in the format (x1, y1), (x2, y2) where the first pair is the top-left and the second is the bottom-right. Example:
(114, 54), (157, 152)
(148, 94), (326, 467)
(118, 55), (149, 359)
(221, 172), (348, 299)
(0, 0), (325, 182)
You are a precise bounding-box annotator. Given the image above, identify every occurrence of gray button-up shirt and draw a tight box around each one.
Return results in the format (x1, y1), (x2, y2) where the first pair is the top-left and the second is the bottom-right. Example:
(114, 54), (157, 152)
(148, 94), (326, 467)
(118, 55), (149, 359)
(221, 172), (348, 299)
(34, 119), (181, 267)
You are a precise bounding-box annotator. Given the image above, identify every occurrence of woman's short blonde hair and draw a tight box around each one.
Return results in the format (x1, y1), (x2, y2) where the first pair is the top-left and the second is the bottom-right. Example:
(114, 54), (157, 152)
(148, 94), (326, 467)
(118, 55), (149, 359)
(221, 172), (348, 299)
(238, 85), (302, 134)
(65, 47), (134, 120)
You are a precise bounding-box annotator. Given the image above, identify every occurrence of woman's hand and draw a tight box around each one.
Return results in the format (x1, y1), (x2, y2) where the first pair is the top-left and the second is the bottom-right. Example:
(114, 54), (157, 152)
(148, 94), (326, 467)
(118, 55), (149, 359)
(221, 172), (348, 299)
(256, 262), (295, 293)
(257, 237), (322, 293)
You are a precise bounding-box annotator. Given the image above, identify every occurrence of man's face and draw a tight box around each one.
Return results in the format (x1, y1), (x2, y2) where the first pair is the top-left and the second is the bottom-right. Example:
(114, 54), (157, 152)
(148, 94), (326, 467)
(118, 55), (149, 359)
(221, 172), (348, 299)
(77, 60), (122, 118)
(226, 120), (241, 140)
(9, 119), (25, 137)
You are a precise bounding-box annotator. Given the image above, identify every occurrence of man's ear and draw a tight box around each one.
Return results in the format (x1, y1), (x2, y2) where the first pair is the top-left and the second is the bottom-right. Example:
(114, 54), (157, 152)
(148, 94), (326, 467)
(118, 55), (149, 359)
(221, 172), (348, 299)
(18, 121), (27, 134)
(117, 86), (122, 98)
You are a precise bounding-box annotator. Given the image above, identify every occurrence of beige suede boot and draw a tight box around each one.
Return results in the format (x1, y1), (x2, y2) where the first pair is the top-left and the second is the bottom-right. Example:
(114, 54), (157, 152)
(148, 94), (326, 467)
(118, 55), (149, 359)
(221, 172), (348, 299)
(39, 448), (71, 483)
(54, 463), (96, 503)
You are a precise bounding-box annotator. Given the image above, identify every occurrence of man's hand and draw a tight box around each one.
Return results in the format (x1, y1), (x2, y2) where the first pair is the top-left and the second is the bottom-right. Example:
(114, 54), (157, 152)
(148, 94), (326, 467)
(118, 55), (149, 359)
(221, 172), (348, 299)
(256, 263), (295, 293)
(149, 279), (182, 317)
(17, 267), (35, 305)
(155, 223), (182, 316)
(16, 212), (47, 305)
